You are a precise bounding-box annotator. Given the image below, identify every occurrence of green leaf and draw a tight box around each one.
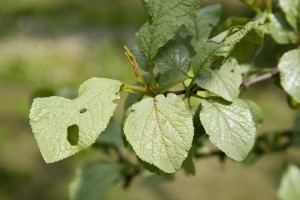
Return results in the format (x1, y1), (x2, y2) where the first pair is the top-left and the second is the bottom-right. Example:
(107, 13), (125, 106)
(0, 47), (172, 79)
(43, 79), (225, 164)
(200, 99), (256, 161)
(268, 13), (297, 44)
(29, 78), (121, 163)
(214, 17), (250, 34)
(69, 161), (122, 200)
(278, 49), (300, 102)
(292, 112), (300, 148)
(188, 4), (222, 47)
(240, 0), (261, 10)
(136, 0), (200, 62)
(279, 0), (300, 32)
(123, 93), (194, 173)
(244, 100), (263, 127)
(155, 40), (191, 93)
(192, 20), (260, 76)
(277, 164), (300, 200)
(191, 41), (220, 75)
(195, 57), (242, 102)
(214, 21), (258, 57)
(96, 120), (123, 147)
(131, 46), (149, 72)
(181, 145), (196, 175)
(124, 92), (144, 111)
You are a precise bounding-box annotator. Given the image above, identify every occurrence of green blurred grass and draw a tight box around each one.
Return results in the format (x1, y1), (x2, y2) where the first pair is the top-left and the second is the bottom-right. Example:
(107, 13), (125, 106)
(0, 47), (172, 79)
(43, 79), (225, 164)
(0, 0), (299, 200)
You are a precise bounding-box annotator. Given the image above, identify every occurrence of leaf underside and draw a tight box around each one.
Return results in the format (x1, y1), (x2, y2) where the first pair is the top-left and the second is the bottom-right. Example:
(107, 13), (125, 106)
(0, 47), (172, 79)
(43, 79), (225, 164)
(29, 78), (122, 163)
(277, 164), (300, 200)
(200, 99), (256, 161)
(123, 93), (194, 173)
(195, 57), (242, 102)
(278, 49), (300, 102)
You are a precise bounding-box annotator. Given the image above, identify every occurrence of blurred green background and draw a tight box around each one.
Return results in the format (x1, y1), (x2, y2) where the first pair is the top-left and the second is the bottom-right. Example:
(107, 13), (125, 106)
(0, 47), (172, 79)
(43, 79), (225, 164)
(0, 0), (299, 199)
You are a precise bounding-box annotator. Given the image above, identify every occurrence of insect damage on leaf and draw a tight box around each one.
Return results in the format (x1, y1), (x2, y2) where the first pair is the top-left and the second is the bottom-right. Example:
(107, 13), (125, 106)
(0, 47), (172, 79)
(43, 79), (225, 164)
(29, 78), (122, 163)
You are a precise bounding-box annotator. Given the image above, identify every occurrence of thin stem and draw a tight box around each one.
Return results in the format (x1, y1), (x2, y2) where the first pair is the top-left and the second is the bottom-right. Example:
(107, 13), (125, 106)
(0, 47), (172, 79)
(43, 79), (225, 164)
(149, 62), (157, 91)
(240, 68), (279, 89)
(191, 94), (205, 99)
(122, 84), (153, 96)
(264, 0), (272, 13)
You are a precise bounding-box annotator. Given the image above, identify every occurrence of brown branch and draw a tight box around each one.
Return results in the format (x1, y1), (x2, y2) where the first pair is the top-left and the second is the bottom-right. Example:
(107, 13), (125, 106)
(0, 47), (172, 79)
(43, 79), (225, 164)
(195, 129), (296, 161)
(168, 68), (280, 95)
(167, 90), (186, 95)
(240, 68), (279, 89)
(195, 150), (225, 159)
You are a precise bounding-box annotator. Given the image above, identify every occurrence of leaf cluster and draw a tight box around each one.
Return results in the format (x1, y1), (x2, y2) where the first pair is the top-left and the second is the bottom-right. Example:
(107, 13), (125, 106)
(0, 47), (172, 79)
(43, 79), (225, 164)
(28, 0), (300, 199)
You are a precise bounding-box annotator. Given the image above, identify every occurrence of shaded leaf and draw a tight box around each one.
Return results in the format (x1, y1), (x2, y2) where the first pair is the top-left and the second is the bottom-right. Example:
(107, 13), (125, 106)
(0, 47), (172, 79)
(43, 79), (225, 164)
(123, 94), (194, 173)
(96, 120), (123, 147)
(188, 4), (222, 47)
(292, 112), (300, 148)
(181, 145), (196, 175)
(136, 0), (200, 62)
(29, 78), (121, 163)
(69, 161), (122, 200)
(124, 92), (144, 111)
(244, 100), (263, 127)
(131, 46), (150, 72)
(155, 40), (191, 92)
(200, 99), (256, 161)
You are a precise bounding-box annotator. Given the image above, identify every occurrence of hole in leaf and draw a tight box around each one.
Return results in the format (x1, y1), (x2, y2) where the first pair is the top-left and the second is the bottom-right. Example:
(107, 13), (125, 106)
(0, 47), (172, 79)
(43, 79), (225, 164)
(231, 69), (234, 73)
(80, 108), (87, 113)
(67, 124), (79, 146)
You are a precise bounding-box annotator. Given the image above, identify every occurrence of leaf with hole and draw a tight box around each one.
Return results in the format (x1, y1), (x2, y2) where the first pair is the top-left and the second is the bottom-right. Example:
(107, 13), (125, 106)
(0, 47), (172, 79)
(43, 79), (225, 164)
(29, 78), (121, 163)
(200, 99), (256, 161)
(123, 94), (194, 173)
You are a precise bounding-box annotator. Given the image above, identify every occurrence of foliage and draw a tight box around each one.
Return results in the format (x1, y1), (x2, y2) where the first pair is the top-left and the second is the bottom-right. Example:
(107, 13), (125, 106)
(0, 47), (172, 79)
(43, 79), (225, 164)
(28, 0), (300, 199)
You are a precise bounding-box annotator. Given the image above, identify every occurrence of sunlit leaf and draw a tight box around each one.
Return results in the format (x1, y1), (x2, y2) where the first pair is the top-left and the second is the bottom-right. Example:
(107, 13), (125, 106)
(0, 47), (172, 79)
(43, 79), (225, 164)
(278, 49), (300, 102)
(123, 94), (194, 173)
(277, 163), (300, 200)
(29, 78), (121, 163)
(195, 57), (242, 101)
(200, 99), (256, 161)
(268, 13), (296, 44)
(278, 0), (300, 32)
